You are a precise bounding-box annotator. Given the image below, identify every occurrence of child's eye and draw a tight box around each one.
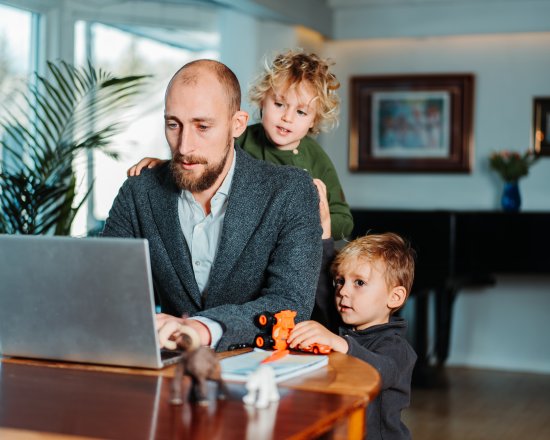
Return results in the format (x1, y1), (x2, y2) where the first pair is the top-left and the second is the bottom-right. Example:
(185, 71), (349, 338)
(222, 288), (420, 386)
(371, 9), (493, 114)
(274, 102), (283, 108)
(354, 279), (365, 287)
(333, 277), (345, 287)
(297, 110), (307, 116)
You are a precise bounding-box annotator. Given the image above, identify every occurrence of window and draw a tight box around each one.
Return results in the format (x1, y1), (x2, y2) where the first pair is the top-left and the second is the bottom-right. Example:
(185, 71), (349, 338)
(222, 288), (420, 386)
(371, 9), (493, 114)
(0, 3), (38, 165)
(74, 21), (219, 233)
(0, 3), (36, 98)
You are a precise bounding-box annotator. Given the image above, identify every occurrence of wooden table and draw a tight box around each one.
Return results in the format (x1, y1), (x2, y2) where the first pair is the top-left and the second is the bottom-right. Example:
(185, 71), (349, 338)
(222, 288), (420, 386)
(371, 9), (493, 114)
(0, 352), (380, 439)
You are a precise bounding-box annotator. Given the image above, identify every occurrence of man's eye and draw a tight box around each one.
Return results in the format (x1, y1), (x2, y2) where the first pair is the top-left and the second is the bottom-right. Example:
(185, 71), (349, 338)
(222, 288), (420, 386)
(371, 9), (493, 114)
(197, 124), (209, 132)
(166, 122), (179, 129)
(354, 279), (365, 287)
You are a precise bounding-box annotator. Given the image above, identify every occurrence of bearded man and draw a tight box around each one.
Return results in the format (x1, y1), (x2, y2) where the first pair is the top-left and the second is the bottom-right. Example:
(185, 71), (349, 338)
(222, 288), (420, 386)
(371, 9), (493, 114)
(102, 60), (322, 351)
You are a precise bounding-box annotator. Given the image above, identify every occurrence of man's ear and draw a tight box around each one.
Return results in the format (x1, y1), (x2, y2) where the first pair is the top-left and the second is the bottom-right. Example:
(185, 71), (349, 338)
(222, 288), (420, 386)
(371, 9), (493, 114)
(388, 286), (407, 310)
(232, 110), (249, 138)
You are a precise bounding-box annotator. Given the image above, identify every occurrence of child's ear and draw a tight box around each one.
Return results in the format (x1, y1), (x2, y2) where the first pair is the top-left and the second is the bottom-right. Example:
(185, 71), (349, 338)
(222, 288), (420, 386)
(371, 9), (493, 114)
(387, 286), (407, 310)
(232, 110), (249, 138)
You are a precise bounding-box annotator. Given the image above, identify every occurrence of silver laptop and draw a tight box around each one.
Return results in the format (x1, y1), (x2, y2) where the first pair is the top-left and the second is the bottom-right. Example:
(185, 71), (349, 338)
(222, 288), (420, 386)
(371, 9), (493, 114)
(0, 234), (182, 369)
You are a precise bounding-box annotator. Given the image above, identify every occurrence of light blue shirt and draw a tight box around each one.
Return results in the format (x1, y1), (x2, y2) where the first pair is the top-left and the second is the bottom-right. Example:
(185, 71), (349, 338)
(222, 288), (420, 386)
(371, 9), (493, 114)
(175, 152), (236, 348)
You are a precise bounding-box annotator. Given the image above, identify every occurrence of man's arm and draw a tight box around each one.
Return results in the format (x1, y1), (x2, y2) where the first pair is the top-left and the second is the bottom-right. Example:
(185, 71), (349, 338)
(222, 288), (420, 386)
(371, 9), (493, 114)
(101, 180), (137, 238)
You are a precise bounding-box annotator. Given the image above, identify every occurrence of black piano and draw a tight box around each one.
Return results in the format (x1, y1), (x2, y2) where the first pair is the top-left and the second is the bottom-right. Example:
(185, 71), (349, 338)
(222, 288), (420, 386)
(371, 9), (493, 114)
(351, 209), (550, 386)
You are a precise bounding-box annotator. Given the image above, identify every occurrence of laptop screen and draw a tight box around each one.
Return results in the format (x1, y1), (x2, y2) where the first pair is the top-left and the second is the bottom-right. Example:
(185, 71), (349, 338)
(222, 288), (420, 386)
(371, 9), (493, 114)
(0, 235), (171, 369)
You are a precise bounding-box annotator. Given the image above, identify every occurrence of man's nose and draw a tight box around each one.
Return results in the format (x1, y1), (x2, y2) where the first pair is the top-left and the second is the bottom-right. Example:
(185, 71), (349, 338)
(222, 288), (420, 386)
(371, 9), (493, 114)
(178, 127), (194, 155)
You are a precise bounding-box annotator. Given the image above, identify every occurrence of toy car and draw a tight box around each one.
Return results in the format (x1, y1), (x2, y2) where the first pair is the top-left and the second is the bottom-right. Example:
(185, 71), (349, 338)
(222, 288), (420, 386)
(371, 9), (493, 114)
(254, 310), (296, 351)
(297, 342), (332, 355)
(253, 310), (331, 355)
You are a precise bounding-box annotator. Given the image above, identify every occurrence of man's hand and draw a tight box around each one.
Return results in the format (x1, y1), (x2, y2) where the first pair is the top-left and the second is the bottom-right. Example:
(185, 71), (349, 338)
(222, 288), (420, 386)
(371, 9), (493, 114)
(156, 314), (185, 350)
(313, 179), (331, 239)
(287, 320), (348, 354)
(127, 157), (166, 177)
(156, 313), (212, 349)
(179, 318), (212, 346)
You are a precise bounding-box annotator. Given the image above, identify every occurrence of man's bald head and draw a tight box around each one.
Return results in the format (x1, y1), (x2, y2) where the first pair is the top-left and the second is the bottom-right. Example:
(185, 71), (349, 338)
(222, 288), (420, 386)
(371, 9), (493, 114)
(167, 59), (241, 117)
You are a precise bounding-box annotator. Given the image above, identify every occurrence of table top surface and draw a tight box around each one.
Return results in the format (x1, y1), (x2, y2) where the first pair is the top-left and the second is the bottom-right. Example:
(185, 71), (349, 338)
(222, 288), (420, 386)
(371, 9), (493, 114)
(0, 351), (380, 440)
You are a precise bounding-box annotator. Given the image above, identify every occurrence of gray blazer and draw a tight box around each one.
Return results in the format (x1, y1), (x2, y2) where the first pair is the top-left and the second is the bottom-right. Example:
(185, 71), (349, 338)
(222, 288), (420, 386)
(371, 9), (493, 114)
(102, 146), (323, 351)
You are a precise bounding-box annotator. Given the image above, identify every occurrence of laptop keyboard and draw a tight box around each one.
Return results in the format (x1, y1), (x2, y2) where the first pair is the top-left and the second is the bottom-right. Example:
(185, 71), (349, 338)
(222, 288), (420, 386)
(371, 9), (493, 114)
(160, 349), (183, 362)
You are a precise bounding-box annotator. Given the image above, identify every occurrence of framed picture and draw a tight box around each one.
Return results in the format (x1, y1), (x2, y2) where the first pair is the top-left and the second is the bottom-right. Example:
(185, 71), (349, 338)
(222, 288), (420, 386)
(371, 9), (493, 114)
(349, 74), (475, 172)
(533, 97), (550, 156)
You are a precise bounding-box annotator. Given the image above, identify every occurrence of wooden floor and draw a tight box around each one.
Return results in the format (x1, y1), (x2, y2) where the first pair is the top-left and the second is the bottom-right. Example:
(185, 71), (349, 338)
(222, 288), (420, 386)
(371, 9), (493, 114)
(402, 367), (550, 440)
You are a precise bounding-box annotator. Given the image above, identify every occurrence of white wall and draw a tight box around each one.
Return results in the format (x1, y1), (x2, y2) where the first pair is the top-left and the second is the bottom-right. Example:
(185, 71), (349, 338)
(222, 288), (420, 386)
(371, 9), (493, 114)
(321, 32), (550, 373)
(449, 276), (550, 373)
(218, 9), (260, 117)
(331, 0), (550, 40)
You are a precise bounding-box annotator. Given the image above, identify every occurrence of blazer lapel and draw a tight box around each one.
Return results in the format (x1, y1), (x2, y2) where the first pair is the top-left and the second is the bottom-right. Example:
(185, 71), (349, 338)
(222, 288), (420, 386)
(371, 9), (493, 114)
(207, 148), (268, 295)
(149, 168), (202, 309)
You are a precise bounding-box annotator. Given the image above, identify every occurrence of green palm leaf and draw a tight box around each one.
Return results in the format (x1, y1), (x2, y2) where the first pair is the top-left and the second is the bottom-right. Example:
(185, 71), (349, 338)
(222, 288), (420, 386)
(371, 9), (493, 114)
(0, 60), (149, 235)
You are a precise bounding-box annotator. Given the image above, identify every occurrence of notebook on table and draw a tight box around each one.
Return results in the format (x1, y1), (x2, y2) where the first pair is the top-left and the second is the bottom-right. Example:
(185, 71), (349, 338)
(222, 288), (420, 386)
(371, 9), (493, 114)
(220, 348), (329, 383)
(0, 234), (182, 369)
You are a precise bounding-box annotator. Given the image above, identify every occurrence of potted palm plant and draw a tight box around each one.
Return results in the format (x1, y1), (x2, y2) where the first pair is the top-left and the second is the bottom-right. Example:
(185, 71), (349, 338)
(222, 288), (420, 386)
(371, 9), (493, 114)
(0, 60), (148, 235)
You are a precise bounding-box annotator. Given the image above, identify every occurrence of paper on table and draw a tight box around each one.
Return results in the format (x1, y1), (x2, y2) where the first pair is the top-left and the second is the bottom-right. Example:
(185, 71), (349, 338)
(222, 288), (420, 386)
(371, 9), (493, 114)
(220, 348), (328, 383)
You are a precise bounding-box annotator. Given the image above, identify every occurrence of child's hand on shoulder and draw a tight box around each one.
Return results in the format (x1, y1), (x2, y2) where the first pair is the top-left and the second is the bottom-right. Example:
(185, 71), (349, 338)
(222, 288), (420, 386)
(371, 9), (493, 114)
(127, 157), (166, 177)
(312, 179), (331, 239)
(288, 320), (348, 354)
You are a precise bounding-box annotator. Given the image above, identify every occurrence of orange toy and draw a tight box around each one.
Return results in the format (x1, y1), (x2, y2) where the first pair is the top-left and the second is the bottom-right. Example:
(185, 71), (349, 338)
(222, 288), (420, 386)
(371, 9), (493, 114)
(297, 343), (332, 355)
(254, 310), (296, 351)
(253, 310), (331, 355)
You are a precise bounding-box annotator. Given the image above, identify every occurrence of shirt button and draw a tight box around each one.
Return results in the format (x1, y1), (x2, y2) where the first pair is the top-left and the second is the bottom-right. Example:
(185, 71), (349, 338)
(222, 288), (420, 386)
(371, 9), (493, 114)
(194, 261), (201, 266)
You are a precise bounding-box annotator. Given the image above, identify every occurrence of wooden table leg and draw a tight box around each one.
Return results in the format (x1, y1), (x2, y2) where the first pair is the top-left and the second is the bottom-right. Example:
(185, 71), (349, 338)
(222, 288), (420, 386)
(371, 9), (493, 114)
(346, 407), (366, 440)
(330, 406), (366, 440)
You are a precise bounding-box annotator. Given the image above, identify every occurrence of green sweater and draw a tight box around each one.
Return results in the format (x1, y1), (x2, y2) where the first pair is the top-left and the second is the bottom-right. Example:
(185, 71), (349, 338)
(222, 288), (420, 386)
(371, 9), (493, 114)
(238, 123), (353, 239)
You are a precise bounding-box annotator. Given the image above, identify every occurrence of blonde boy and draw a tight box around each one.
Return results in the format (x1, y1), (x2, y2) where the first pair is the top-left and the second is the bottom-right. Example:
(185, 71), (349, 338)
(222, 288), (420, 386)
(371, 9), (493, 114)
(288, 232), (417, 440)
(238, 49), (351, 239)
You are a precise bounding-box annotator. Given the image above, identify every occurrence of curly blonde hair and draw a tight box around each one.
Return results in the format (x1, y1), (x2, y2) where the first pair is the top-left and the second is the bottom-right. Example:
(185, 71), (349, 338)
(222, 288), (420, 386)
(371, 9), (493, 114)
(249, 49), (340, 135)
(331, 233), (416, 313)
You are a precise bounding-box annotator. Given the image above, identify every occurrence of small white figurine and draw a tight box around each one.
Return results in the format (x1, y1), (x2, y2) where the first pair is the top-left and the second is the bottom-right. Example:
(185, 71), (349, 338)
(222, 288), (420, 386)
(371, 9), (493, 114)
(243, 364), (280, 408)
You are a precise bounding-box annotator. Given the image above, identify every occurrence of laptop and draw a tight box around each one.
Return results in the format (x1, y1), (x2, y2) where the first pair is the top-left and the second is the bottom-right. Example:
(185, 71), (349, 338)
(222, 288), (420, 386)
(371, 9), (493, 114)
(0, 234), (183, 369)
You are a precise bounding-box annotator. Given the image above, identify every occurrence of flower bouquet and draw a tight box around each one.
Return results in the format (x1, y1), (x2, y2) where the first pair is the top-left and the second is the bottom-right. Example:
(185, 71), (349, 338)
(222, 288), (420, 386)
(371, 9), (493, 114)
(489, 149), (538, 212)
(489, 149), (538, 182)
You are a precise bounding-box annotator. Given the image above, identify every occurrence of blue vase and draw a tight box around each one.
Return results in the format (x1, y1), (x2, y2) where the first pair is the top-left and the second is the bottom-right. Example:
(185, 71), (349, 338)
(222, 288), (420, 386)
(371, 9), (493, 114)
(501, 181), (521, 212)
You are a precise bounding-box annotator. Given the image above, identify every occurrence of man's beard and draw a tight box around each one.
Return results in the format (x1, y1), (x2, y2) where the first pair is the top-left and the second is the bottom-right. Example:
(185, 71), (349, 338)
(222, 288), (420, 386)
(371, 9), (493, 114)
(170, 139), (232, 193)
